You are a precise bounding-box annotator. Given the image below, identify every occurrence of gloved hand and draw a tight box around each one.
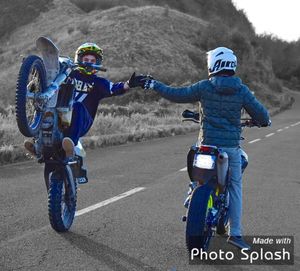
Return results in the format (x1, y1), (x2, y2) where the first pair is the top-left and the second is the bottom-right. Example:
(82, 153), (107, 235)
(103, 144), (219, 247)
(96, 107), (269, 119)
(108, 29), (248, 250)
(142, 76), (155, 90)
(261, 119), (272, 127)
(128, 72), (154, 89)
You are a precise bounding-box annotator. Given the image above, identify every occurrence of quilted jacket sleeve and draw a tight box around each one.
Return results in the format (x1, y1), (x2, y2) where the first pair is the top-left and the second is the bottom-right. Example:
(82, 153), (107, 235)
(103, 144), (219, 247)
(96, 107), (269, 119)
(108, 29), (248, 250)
(152, 80), (208, 103)
(242, 86), (270, 126)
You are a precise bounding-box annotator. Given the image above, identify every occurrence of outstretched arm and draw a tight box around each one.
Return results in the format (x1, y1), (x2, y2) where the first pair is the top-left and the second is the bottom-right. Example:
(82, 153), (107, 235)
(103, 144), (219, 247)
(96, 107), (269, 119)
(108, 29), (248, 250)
(242, 86), (270, 126)
(125, 73), (207, 103)
(149, 80), (207, 103)
(107, 81), (128, 96)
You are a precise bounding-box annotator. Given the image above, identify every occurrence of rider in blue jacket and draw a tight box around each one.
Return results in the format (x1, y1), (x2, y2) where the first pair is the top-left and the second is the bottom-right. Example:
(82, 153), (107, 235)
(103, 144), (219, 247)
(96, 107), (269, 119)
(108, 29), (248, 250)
(136, 47), (270, 250)
(24, 42), (141, 173)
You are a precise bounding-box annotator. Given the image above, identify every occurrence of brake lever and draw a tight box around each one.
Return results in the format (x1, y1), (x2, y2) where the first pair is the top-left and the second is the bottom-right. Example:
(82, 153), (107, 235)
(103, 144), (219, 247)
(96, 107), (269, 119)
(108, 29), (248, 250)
(182, 118), (200, 124)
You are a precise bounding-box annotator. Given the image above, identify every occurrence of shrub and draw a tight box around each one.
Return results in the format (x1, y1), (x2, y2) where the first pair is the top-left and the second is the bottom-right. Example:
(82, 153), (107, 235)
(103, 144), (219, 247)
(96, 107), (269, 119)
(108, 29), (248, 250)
(67, 26), (75, 35)
(70, 0), (114, 13)
(77, 21), (90, 35)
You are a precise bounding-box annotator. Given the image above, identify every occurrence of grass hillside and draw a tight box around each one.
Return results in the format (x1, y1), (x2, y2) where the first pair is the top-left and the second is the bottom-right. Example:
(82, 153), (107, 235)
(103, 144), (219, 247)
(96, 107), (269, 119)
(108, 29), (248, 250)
(0, 0), (53, 38)
(0, 1), (210, 105)
(0, 0), (286, 108)
(69, 0), (254, 34)
(0, 0), (295, 164)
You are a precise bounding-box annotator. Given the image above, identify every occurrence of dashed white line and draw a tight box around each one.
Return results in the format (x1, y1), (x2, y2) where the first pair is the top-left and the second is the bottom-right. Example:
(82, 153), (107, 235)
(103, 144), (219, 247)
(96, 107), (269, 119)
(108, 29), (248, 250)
(265, 133), (275, 138)
(1, 187), (146, 246)
(291, 121), (300, 127)
(179, 121), (299, 169)
(75, 187), (146, 217)
(248, 138), (261, 144)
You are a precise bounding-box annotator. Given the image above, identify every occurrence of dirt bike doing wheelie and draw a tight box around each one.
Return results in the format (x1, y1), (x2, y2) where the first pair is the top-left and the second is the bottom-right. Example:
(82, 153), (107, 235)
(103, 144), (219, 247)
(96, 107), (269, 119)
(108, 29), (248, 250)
(181, 109), (259, 253)
(15, 37), (104, 232)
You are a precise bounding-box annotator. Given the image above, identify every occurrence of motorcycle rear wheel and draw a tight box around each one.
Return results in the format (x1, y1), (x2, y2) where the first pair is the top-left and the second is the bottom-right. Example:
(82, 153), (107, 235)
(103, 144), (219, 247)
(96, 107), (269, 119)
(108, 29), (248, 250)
(186, 184), (214, 253)
(16, 55), (46, 137)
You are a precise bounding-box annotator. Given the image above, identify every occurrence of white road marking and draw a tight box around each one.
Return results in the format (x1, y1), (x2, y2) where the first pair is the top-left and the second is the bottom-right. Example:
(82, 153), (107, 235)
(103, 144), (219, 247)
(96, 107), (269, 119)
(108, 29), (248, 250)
(177, 120), (299, 188)
(291, 121), (300, 127)
(0, 187), (146, 246)
(265, 133), (275, 138)
(248, 138), (261, 144)
(75, 187), (146, 217)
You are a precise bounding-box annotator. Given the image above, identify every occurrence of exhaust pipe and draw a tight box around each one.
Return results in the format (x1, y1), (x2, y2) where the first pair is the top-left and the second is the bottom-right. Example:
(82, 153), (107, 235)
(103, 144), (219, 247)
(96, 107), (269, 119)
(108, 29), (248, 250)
(217, 151), (229, 187)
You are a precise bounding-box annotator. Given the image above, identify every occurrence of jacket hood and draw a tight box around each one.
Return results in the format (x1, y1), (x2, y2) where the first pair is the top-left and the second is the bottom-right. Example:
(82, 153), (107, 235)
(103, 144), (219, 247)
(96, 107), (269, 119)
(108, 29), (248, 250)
(210, 76), (242, 95)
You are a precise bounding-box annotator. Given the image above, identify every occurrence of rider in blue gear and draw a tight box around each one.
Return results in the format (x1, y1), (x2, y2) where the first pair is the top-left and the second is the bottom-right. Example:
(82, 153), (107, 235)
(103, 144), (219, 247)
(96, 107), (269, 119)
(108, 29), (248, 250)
(63, 68), (128, 147)
(24, 42), (141, 159)
(136, 47), (270, 250)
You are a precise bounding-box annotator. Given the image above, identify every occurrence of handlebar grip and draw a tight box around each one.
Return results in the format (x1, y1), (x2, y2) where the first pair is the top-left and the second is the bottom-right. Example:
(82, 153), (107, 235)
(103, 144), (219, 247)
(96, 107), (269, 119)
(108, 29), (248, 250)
(182, 110), (199, 120)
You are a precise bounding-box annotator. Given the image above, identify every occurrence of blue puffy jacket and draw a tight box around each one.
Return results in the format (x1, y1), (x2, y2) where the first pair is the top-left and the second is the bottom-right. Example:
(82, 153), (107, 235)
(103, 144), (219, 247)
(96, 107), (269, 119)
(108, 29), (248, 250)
(152, 76), (270, 147)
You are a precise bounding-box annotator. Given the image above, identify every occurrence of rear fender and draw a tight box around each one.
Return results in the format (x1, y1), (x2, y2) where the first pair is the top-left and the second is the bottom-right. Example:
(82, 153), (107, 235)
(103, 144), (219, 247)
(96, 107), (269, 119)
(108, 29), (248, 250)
(192, 167), (217, 186)
(187, 146), (197, 181)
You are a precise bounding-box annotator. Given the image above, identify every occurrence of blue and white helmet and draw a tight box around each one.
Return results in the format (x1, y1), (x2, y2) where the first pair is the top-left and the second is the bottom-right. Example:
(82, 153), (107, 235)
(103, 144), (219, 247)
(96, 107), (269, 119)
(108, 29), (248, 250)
(207, 47), (237, 76)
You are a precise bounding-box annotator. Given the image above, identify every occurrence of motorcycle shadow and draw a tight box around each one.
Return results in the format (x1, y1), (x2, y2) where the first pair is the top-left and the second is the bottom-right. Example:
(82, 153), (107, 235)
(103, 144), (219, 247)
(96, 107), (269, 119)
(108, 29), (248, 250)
(62, 231), (159, 271)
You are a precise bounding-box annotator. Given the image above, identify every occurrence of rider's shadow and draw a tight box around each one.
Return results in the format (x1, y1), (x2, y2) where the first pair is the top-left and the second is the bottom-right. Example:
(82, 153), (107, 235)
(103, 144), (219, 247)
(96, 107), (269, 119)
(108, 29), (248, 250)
(63, 231), (159, 271)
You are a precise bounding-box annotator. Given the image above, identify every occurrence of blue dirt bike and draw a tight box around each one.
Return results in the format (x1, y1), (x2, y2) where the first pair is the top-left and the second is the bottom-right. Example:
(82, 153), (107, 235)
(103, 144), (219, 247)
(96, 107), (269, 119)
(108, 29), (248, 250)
(181, 109), (258, 252)
(15, 37), (103, 232)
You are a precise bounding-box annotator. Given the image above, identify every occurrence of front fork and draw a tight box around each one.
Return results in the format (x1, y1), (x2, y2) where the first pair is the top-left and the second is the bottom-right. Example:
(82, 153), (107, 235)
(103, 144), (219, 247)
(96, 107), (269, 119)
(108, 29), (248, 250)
(45, 161), (77, 201)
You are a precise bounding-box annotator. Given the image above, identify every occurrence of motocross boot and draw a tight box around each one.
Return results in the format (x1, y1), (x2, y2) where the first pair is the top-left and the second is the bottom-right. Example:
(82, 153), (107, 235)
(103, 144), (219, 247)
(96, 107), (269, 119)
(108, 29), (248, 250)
(62, 137), (75, 159)
(73, 156), (88, 184)
(24, 139), (36, 156)
(227, 236), (251, 250)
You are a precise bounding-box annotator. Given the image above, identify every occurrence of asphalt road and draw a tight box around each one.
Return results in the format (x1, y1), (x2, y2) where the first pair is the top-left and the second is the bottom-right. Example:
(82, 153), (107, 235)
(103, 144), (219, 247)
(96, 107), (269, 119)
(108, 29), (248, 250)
(0, 91), (299, 271)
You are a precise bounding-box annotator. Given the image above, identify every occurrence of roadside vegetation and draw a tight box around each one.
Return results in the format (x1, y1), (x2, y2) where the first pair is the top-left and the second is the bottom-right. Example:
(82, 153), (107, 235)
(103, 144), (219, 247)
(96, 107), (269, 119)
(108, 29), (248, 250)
(0, 98), (200, 164)
(0, 0), (298, 164)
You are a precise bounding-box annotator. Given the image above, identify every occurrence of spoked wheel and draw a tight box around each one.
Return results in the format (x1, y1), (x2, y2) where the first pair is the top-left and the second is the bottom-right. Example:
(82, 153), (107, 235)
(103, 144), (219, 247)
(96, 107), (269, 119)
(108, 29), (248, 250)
(48, 168), (77, 232)
(216, 191), (229, 235)
(44, 163), (56, 191)
(16, 55), (46, 137)
(185, 184), (215, 253)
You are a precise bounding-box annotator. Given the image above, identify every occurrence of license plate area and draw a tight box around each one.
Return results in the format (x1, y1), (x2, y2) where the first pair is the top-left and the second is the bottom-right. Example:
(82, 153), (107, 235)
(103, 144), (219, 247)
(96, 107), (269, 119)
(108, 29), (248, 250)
(193, 153), (216, 169)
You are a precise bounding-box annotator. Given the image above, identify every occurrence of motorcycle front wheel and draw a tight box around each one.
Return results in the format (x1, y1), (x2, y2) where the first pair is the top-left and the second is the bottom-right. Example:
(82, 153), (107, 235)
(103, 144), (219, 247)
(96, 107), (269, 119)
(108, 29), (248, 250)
(48, 167), (77, 232)
(16, 55), (46, 137)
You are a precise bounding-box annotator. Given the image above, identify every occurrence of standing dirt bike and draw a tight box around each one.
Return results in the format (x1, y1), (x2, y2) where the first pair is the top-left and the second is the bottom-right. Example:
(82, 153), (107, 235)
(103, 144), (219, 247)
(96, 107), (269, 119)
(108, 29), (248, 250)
(15, 37), (103, 232)
(181, 109), (258, 253)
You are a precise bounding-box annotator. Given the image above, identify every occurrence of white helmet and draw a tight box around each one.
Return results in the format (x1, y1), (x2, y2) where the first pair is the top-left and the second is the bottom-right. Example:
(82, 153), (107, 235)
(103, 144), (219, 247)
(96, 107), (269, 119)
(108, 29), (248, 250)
(207, 47), (237, 76)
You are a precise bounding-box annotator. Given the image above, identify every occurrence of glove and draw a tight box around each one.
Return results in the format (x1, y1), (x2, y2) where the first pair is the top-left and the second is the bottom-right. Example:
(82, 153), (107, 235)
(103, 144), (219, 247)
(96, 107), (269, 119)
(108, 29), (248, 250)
(244, 119), (260, 127)
(261, 119), (272, 127)
(128, 72), (154, 89)
(142, 77), (155, 90)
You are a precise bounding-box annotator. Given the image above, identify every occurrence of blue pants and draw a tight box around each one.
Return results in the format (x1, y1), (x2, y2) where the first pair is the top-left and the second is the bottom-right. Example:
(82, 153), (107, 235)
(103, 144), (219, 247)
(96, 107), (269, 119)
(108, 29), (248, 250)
(220, 146), (243, 236)
(64, 102), (93, 145)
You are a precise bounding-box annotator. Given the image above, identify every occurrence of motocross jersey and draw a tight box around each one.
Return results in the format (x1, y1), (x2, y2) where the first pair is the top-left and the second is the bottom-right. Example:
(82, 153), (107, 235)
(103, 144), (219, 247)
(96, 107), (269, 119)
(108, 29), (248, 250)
(68, 69), (126, 120)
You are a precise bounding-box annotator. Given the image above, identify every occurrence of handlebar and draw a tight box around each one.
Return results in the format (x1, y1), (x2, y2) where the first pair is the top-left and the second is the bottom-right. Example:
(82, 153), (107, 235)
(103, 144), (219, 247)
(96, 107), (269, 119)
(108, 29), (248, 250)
(182, 110), (264, 128)
(240, 119), (261, 128)
(35, 58), (107, 105)
(74, 61), (107, 72)
(182, 110), (200, 123)
(59, 57), (107, 72)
